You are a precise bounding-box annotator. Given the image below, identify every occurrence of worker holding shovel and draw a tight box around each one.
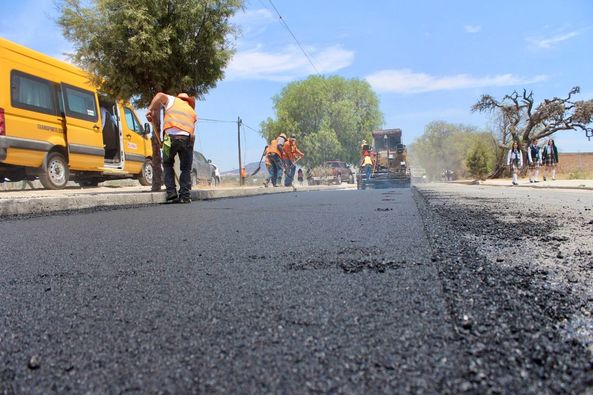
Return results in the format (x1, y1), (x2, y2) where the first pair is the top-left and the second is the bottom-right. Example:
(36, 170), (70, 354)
(147, 92), (197, 203)
(282, 136), (304, 187)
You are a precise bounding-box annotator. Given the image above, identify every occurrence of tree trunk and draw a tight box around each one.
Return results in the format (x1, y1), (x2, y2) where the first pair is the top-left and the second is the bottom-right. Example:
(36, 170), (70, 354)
(487, 148), (507, 179)
(151, 135), (163, 191)
(150, 110), (163, 191)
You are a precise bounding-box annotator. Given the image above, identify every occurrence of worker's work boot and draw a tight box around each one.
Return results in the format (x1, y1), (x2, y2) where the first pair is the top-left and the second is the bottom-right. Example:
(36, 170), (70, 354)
(165, 193), (179, 204)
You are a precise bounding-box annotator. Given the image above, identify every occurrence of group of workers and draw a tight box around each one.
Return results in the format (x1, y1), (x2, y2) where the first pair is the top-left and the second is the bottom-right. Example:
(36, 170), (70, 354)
(507, 138), (559, 186)
(144, 90), (308, 202)
(263, 133), (305, 187)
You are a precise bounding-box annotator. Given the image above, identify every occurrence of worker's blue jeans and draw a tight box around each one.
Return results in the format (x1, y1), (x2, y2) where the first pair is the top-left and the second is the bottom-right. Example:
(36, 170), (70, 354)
(163, 136), (193, 199)
(284, 159), (295, 186)
(364, 164), (372, 180)
(268, 154), (283, 186)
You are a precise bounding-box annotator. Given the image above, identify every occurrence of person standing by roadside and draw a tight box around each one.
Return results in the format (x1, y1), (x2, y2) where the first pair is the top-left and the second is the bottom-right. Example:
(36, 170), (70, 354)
(211, 163), (221, 186)
(241, 166), (246, 185)
(147, 92), (197, 203)
(506, 141), (523, 186)
(542, 138), (559, 181)
(527, 138), (542, 183)
(266, 133), (287, 187)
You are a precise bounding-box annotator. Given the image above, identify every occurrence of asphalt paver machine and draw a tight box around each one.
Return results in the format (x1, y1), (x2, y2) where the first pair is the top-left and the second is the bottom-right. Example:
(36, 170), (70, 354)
(357, 128), (411, 189)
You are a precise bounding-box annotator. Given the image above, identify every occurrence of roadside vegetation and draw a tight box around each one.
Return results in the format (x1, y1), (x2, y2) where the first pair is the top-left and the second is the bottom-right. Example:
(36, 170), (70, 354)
(409, 121), (496, 181)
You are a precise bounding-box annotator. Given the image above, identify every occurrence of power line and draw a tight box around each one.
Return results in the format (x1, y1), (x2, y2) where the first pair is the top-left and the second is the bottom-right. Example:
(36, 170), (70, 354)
(198, 117), (237, 124)
(243, 123), (261, 134)
(267, 0), (320, 75)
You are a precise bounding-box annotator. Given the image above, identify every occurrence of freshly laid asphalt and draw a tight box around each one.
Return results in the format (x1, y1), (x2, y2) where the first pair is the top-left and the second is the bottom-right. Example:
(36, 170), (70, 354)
(2, 183), (592, 393)
(0, 188), (458, 393)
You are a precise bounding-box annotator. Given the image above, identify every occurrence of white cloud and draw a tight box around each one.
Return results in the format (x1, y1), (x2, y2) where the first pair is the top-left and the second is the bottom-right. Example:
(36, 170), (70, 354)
(232, 8), (275, 35)
(226, 45), (354, 81)
(365, 69), (548, 94)
(234, 8), (274, 23)
(529, 31), (580, 49)
(464, 25), (481, 33)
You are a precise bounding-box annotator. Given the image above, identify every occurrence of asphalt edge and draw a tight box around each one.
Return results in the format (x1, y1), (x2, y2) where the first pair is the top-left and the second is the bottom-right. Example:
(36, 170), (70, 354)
(441, 180), (593, 191)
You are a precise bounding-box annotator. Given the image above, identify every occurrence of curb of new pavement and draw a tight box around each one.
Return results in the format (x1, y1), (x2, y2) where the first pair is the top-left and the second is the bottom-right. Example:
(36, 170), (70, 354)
(445, 179), (593, 191)
(0, 184), (354, 217)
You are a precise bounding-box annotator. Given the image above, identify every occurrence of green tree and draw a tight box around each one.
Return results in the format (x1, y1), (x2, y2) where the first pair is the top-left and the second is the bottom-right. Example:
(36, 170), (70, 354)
(409, 121), (496, 180)
(261, 75), (383, 167)
(57, 0), (243, 107)
(466, 142), (491, 180)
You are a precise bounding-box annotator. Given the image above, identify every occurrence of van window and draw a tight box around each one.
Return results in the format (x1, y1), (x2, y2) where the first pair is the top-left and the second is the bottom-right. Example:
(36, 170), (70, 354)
(124, 107), (144, 135)
(10, 70), (58, 115)
(62, 84), (98, 122)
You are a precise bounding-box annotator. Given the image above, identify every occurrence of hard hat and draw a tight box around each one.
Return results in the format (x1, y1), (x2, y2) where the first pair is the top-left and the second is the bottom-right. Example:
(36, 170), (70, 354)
(279, 133), (287, 139)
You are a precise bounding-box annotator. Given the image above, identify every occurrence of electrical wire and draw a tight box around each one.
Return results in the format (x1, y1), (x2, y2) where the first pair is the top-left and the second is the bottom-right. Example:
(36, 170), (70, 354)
(198, 118), (237, 124)
(267, 0), (320, 75)
(243, 123), (261, 134)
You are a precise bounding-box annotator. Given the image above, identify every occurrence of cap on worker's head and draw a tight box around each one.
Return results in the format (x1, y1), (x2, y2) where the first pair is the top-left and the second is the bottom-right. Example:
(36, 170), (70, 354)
(279, 133), (287, 139)
(177, 93), (196, 109)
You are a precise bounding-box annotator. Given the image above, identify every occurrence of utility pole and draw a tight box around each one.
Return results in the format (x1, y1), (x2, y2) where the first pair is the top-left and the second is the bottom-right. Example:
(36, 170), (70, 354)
(237, 116), (243, 186)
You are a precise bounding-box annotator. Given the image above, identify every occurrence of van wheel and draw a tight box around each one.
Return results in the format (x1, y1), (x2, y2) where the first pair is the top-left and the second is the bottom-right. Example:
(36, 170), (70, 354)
(40, 152), (69, 190)
(138, 159), (153, 186)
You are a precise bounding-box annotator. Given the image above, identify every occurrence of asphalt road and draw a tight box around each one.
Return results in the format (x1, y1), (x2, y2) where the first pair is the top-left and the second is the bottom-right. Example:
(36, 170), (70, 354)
(2, 185), (592, 394)
(0, 188), (458, 394)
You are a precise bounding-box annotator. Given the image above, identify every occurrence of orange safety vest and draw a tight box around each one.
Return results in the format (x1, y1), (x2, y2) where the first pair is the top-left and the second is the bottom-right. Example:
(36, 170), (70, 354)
(163, 97), (197, 134)
(267, 138), (283, 157)
(283, 140), (295, 161)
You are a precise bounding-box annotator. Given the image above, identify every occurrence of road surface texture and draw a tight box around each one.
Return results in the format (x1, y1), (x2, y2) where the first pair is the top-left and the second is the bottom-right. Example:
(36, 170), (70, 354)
(414, 183), (593, 393)
(1, 185), (592, 393)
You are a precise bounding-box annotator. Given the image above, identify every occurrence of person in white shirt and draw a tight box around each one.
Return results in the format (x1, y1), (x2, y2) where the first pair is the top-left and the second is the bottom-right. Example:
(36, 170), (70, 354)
(527, 138), (542, 183)
(506, 141), (523, 186)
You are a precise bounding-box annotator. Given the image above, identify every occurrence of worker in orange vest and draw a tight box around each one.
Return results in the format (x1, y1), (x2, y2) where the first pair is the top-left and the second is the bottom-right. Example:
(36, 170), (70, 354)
(241, 166), (246, 181)
(147, 92), (197, 203)
(266, 133), (287, 187)
(282, 136), (304, 187)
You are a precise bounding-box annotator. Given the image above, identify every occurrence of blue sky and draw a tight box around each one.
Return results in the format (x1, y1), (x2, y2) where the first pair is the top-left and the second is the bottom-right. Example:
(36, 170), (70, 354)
(1, 0), (592, 171)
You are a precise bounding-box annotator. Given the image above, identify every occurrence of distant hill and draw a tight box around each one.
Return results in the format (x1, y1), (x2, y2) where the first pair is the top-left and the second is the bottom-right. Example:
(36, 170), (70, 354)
(222, 161), (268, 176)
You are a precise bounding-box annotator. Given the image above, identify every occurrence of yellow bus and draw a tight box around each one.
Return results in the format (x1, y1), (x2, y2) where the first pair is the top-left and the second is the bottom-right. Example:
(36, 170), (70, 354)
(0, 37), (153, 189)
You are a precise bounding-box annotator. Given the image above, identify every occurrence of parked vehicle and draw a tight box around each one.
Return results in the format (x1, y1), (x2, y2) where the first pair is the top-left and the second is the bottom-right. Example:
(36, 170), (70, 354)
(191, 151), (215, 186)
(0, 37), (152, 189)
(309, 160), (354, 185)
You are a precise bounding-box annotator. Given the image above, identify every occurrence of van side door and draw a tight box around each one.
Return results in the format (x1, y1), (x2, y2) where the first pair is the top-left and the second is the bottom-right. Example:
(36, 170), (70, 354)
(121, 105), (147, 175)
(60, 84), (103, 170)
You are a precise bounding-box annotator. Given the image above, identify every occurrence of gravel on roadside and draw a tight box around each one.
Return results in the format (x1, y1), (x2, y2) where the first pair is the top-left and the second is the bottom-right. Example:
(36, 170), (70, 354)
(413, 184), (593, 393)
